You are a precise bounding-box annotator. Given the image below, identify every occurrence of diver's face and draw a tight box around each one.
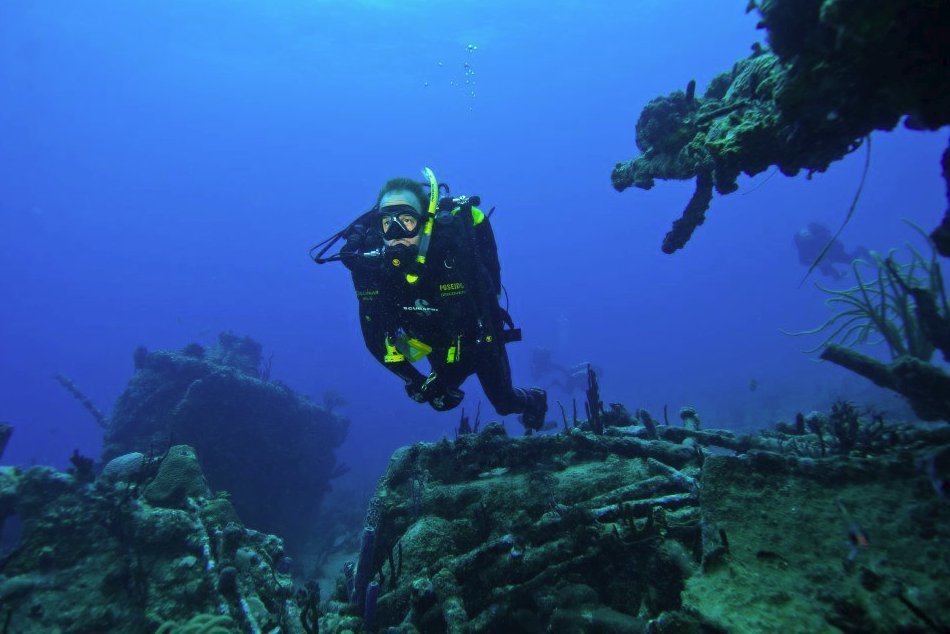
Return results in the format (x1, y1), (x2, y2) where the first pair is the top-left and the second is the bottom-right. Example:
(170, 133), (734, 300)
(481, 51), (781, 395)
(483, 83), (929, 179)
(381, 213), (420, 245)
(380, 190), (423, 247)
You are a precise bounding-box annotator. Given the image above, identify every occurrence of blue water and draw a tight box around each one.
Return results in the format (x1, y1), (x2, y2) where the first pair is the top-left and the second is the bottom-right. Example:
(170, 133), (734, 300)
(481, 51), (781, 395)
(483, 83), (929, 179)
(1, 0), (946, 487)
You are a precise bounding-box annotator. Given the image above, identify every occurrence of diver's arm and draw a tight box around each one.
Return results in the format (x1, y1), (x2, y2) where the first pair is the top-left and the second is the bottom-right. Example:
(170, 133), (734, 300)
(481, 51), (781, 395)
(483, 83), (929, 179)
(341, 221), (384, 274)
(384, 357), (426, 387)
(358, 311), (426, 386)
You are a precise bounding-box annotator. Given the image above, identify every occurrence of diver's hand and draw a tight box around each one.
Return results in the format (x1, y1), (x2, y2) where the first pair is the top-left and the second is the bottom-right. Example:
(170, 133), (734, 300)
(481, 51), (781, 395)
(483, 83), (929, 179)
(405, 376), (428, 403)
(429, 388), (464, 412)
(341, 224), (368, 271)
(407, 372), (464, 411)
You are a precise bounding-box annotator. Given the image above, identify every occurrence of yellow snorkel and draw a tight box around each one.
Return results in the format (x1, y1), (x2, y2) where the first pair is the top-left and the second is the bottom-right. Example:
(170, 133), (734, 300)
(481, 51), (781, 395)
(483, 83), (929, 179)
(405, 166), (439, 285)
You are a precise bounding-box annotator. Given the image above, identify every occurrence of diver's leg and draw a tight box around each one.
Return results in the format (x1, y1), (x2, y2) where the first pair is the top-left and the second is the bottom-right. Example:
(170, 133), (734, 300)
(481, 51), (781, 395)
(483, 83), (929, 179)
(475, 344), (548, 428)
(474, 343), (523, 414)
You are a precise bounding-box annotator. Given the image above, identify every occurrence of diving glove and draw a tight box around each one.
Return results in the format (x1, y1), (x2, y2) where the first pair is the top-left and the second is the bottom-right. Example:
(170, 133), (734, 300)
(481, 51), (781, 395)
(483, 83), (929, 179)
(518, 387), (548, 431)
(340, 224), (366, 271)
(405, 376), (428, 403)
(429, 388), (464, 412)
(407, 372), (464, 411)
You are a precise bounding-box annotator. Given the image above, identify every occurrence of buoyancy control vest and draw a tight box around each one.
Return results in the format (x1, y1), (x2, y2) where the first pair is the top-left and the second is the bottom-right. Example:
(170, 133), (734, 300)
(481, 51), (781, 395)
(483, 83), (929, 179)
(309, 170), (521, 356)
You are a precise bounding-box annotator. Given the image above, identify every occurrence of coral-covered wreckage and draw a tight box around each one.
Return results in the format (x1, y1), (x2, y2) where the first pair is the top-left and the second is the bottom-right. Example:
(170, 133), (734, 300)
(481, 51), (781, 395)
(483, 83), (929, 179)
(3, 352), (950, 632)
(309, 395), (950, 633)
(0, 444), (309, 633)
(0, 333), (348, 632)
(3, 389), (950, 632)
(103, 332), (349, 553)
(612, 0), (950, 255)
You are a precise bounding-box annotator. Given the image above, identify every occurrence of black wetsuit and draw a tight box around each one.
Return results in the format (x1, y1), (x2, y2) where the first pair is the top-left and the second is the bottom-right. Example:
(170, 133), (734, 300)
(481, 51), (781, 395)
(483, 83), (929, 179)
(342, 205), (530, 416)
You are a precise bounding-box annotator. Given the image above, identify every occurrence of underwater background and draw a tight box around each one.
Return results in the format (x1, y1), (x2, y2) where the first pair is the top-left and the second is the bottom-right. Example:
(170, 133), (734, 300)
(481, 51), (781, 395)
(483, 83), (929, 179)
(3, 2), (950, 632)
(1, 0), (947, 490)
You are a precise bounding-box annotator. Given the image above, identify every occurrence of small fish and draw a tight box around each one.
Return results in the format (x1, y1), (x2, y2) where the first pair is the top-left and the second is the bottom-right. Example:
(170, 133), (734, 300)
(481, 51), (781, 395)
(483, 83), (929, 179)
(748, 378), (759, 392)
(836, 498), (869, 571)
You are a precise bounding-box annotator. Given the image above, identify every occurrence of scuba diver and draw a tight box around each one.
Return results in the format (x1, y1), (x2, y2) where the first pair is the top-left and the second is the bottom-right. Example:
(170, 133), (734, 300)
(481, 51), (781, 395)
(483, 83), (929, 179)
(530, 346), (602, 395)
(794, 222), (870, 280)
(310, 167), (548, 431)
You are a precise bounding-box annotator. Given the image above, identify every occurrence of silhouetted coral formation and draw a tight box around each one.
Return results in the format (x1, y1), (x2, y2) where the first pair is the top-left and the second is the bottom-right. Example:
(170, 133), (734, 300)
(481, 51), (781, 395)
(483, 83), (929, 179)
(0, 423), (10, 462)
(103, 333), (349, 552)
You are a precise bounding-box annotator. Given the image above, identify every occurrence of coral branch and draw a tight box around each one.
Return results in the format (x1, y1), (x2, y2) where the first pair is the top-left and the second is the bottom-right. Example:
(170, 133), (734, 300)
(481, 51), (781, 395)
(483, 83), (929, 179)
(53, 374), (108, 429)
(662, 172), (714, 254)
(791, 229), (950, 420)
(820, 345), (950, 422)
(585, 364), (604, 435)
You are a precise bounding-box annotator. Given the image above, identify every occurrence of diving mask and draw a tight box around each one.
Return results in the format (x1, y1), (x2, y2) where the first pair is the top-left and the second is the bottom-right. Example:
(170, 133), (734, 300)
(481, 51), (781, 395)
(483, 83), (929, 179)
(379, 204), (423, 241)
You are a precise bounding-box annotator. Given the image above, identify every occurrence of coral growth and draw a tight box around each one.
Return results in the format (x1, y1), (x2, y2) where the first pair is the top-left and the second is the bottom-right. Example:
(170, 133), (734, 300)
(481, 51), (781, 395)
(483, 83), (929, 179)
(794, 401), (902, 457)
(612, 0), (950, 252)
(790, 230), (950, 420)
(156, 614), (238, 634)
(0, 446), (303, 633)
(312, 410), (950, 633)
